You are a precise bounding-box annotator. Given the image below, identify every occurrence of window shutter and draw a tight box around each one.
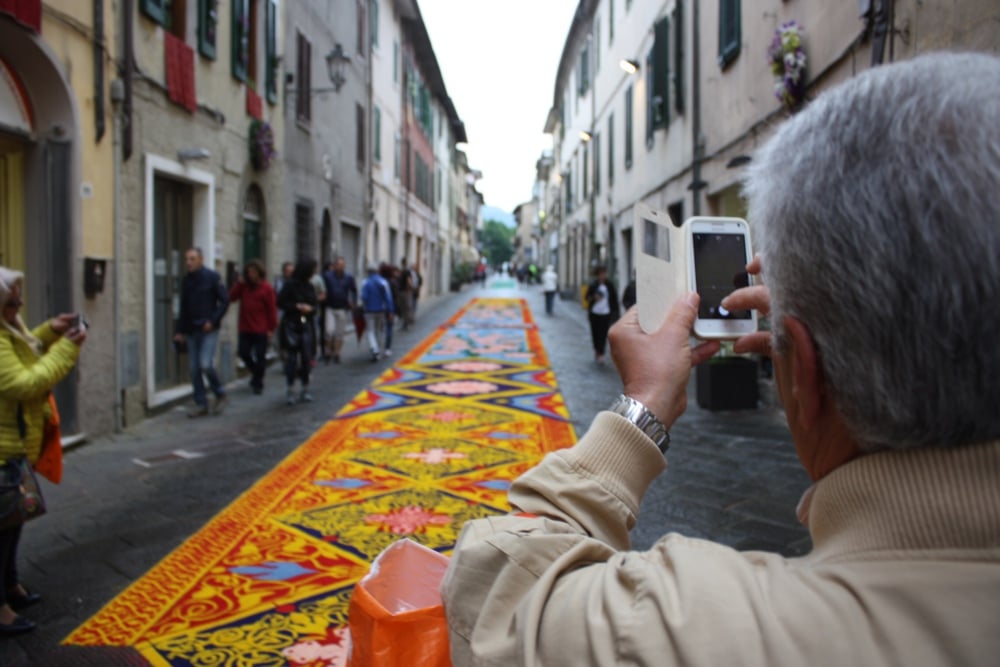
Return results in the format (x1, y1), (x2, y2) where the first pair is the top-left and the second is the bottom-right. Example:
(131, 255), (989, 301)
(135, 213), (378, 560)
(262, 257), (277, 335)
(674, 1), (684, 113)
(374, 107), (382, 162)
(645, 49), (655, 145)
(607, 113), (614, 185)
(653, 16), (670, 128)
(232, 0), (250, 81)
(198, 0), (218, 59)
(718, 0), (740, 69)
(370, 0), (379, 48)
(625, 85), (633, 169)
(141, 0), (167, 25)
(356, 103), (365, 168)
(265, 0), (277, 103)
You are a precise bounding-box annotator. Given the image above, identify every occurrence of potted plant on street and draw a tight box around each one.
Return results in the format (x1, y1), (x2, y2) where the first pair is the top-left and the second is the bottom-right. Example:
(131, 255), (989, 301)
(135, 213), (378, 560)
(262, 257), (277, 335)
(696, 342), (759, 411)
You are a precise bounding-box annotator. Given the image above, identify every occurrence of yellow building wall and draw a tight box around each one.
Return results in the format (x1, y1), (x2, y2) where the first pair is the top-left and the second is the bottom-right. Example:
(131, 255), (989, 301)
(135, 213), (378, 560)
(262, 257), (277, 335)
(41, 0), (117, 260)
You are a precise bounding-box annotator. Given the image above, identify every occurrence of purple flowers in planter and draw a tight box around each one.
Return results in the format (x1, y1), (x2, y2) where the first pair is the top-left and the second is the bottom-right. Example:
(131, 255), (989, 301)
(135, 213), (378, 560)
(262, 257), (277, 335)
(768, 21), (807, 112)
(249, 119), (277, 171)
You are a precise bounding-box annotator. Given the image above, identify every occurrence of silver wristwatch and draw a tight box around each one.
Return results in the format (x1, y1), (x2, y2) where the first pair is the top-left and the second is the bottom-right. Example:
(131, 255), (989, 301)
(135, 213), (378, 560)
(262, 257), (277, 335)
(608, 394), (670, 453)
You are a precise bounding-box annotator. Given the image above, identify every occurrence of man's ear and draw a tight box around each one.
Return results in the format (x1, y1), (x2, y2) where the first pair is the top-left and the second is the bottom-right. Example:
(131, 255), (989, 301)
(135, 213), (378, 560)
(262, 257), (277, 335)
(782, 315), (824, 429)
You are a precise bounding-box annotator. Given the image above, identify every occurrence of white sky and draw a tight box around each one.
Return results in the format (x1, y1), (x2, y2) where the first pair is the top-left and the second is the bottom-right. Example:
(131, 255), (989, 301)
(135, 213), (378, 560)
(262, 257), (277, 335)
(418, 0), (579, 214)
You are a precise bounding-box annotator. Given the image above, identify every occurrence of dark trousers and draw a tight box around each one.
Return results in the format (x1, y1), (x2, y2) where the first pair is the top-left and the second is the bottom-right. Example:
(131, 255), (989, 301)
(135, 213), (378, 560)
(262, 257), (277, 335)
(0, 524), (22, 605)
(238, 332), (269, 391)
(544, 291), (556, 315)
(284, 329), (314, 387)
(589, 313), (613, 356)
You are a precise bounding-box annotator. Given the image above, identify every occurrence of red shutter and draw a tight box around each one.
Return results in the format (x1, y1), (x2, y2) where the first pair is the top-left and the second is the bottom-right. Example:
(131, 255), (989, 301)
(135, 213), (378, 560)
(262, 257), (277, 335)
(179, 40), (197, 112)
(165, 32), (197, 114)
(0, 0), (41, 33)
(246, 88), (262, 120)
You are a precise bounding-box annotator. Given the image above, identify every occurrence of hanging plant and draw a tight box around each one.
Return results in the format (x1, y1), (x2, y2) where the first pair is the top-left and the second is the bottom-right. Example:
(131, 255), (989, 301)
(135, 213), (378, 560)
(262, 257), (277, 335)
(249, 119), (277, 171)
(768, 21), (807, 112)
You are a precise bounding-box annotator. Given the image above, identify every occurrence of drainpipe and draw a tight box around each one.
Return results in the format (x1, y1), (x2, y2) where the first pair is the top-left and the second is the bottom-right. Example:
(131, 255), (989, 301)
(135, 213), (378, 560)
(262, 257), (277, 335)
(110, 78), (125, 432)
(691, 0), (702, 215)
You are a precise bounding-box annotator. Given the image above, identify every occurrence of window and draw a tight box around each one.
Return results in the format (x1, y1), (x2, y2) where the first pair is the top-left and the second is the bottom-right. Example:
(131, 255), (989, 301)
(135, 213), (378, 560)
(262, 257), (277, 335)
(593, 133), (601, 194)
(265, 0), (277, 102)
(609, 0), (614, 43)
(607, 113), (614, 185)
(295, 32), (311, 122)
(198, 0), (217, 57)
(247, 0), (258, 83)
(577, 40), (590, 96)
(594, 19), (601, 73)
(646, 49), (655, 147)
(356, 103), (366, 170)
(652, 16), (670, 128)
(232, 0), (249, 81)
(143, 0), (186, 37)
(625, 85), (633, 170)
(674, 1), (684, 113)
(394, 133), (401, 180)
(393, 40), (399, 83)
(374, 106), (382, 162)
(295, 203), (313, 262)
(357, 0), (366, 59)
(718, 0), (740, 69)
(582, 143), (589, 200)
(369, 0), (379, 48)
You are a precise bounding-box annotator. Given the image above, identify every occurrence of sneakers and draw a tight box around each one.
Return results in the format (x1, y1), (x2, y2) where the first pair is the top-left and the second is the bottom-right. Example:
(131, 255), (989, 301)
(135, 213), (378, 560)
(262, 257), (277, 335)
(187, 405), (209, 418)
(286, 389), (297, 405)
(212, 394), (229, 414)
(384, 349), (392, 358)
(300, 390), (313, 403)
(370, 350), (380, 362)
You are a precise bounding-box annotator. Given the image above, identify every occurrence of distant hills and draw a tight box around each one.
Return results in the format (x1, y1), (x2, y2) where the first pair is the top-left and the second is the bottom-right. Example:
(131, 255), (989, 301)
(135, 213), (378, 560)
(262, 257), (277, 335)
(480, 205), (515, 227)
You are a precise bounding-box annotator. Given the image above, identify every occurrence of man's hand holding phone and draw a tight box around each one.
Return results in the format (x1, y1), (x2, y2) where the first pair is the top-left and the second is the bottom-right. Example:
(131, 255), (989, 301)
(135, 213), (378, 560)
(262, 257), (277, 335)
(721, 256), (772, 358)
(610, 296), (720, 428)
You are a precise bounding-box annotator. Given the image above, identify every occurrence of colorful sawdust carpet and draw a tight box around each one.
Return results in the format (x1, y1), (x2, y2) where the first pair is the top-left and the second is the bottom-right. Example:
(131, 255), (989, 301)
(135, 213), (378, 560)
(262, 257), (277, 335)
(67, 298), (575, 666)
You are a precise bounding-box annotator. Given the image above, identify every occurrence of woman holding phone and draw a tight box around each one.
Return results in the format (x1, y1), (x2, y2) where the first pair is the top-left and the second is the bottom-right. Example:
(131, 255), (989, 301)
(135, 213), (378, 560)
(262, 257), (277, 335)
(0, 266), (85, 635)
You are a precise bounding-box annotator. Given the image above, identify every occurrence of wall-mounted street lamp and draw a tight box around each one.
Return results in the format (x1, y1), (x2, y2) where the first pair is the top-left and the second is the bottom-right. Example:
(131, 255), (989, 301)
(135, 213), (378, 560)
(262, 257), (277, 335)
(619, 59), (640, 74)
(325, 43), (352, 92)
(579, 130), (593, 142)
(178, 147), (211, 162)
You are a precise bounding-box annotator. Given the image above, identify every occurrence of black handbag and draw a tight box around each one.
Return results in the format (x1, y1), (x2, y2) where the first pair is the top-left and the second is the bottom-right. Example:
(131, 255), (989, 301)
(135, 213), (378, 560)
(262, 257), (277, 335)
(280, 315), (306, 350)
(0, 457), (46, 530)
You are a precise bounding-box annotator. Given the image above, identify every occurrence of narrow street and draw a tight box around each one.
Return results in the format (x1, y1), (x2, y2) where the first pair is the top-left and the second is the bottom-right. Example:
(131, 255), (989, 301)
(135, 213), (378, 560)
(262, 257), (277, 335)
(2, 279), (807, 666)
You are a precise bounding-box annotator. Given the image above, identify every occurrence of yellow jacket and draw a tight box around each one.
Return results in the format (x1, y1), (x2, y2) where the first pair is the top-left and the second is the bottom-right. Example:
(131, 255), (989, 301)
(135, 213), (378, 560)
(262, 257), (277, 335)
(0, 322), (79, 464)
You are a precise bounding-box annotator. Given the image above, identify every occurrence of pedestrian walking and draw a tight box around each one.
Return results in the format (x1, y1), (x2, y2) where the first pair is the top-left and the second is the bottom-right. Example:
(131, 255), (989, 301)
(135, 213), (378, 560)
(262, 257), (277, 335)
(173, 247), (230, 417)
(411, 267), (423, 318)
(321, 256), (358, 364)
(277, 259), (318, 404)
(584, 265), (619, 364)
(0, 267), (85, 635)
(380, 263), (399, 357)
(397, 257), (415, 329)
(310, 264), (327, 362)
(361, 264), (394, 361)
(541, 265), (558, 316)
(228, 260), (277, 395)
(622, 273), (637, 311)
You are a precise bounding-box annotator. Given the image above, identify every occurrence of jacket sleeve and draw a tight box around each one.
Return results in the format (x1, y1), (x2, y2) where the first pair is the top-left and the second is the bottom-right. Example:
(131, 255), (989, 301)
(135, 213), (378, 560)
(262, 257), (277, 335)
(176, 278), (191, 335)
(228, 282), (244, 303)
(442, 413), (685, 665)
(266, 285), (278, 332)
(0, 334), (80, 401)
(212, 274), (230, 326)
(348, 276), (358, 306)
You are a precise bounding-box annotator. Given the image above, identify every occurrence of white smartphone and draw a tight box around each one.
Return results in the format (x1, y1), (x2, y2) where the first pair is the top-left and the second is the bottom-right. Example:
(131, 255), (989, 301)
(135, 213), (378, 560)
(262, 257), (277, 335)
(686, 217), (757, 339)
(635, 203), (688, 334)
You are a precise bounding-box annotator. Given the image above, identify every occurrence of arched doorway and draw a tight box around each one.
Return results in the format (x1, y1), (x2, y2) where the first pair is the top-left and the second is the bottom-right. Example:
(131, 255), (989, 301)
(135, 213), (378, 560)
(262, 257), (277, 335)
(320, 209), (333, 266)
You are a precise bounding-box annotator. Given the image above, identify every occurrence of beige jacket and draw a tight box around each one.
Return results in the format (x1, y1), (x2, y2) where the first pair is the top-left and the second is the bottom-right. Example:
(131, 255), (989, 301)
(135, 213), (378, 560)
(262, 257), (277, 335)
(442, 412), (1000, 666)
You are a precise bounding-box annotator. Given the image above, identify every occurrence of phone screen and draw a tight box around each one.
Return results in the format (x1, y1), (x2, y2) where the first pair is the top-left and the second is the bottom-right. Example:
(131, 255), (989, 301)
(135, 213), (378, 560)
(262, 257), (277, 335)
(692, 232), (751, 320)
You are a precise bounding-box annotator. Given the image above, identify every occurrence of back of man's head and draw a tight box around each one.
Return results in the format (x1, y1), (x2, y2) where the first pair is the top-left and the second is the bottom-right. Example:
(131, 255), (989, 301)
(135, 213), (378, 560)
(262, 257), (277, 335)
(745, 51), (1000, 453)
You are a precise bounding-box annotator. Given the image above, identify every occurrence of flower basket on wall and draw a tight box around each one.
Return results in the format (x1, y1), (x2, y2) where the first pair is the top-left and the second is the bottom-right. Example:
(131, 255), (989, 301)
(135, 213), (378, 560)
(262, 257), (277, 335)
(249, 119), (277, 171)
(768, 21), (807, 112)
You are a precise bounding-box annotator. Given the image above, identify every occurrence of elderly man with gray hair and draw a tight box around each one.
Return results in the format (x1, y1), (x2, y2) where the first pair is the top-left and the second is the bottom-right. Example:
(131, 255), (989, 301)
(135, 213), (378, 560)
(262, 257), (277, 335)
(441, 52), (1000, 665)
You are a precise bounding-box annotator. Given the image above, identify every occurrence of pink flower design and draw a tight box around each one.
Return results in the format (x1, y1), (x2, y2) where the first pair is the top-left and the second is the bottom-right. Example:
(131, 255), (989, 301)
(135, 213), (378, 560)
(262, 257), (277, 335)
(427, 410), (474, 422)
(404, 448), (467, 464)
(365, 506), (451, 534)
(442, 361), (503, 373)
(425, 380), (498, 396)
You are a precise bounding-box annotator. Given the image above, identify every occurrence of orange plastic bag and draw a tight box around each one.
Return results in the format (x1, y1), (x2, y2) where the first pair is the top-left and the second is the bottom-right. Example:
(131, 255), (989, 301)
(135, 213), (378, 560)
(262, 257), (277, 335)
(347, 538), (452, 667)
(35, 394), (63, 484)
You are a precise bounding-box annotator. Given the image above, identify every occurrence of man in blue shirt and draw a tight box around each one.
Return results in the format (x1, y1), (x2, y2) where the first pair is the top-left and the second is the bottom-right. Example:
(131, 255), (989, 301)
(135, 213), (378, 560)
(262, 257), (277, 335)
(322, 256), (358, 364)
(360, 264), (393, 362)
(174, 247), (230, 417)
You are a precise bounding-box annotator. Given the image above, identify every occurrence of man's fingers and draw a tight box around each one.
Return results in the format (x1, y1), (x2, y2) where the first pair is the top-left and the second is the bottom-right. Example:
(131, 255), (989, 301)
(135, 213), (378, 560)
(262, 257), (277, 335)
(746, 255), (762, 275)
(732, 331), (772, 356)
(721, 285), (770, 315)
(691, 340), (721, 366)
(663, 292), (699, 339)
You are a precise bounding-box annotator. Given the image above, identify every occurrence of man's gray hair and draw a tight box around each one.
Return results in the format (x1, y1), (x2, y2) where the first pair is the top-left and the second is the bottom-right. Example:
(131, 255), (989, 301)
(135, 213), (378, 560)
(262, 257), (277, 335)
(744, 52), (1000, 452)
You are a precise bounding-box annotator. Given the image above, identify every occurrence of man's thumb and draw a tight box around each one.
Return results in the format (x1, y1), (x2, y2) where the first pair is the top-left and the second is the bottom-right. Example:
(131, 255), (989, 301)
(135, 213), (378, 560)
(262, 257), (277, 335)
(665, 292), (699, 335)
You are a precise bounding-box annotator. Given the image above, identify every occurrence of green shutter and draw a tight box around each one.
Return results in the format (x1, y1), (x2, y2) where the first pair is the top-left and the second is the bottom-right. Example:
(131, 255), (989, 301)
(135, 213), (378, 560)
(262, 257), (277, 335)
(231, 0), (249, 81)
(374, 107), (382, 161)
(370, 0), (379, 48)
(265, 0), (277, 102)
(718, 0), (740, 69)
(141, 0), (167, 25)
(674, 1), (684, 113)
(653, 16), (670, 128)
(198, 0), (218, 59)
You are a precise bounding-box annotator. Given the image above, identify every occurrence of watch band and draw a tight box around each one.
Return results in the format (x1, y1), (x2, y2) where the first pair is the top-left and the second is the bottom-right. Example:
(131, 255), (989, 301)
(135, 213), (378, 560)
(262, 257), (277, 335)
(608, 394), (670, 452)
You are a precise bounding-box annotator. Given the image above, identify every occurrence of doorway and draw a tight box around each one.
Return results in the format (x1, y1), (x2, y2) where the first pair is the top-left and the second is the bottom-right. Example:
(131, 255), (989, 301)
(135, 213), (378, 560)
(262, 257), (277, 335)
(340, 222), (361, 275)
(243, 185), (264, 265)
(152, 176), (193, 392)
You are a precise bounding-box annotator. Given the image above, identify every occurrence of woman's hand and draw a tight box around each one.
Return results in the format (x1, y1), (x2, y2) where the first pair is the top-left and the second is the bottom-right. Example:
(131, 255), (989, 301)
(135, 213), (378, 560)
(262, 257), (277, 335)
(50, 313), (76, 335)
(609, 294), (720, 428)
(297, 303), (314, 314)
(66, 324), (87, 347)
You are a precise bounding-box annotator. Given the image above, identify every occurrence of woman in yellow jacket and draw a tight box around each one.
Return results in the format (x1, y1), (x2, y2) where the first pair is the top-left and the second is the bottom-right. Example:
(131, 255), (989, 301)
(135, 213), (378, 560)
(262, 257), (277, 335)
(0, 267), (84, 635)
